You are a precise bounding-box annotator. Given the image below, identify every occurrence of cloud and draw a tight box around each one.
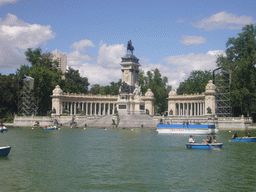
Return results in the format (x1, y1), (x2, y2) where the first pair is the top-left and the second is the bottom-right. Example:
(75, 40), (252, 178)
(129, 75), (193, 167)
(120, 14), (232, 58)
(0, 13), (55, 69)
(0, 0), (19, 6)
(70, 39), (94, 51)
(67, 50), (92, 66)
(162, 50), (225, 88)
(73, 63), (121, 86)
(97, 43), (126, 68)
(180, 35), (207, 46)
(65, 42), (126, 85)
(192, 11), (255, 30)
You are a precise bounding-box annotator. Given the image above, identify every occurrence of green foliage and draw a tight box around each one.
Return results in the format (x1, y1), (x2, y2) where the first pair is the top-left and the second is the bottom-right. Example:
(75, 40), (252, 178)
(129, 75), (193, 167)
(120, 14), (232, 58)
(138, 68), (170, 115)
(89, 84), (101, 94)
(25, 48), (42, 66)
(0, 74), (18, 121)
(216, 24), (256, 117)
(177, 70), (212, 95)
(63, 67), (90, 94)
(89, 79), (122, 95)
(28, 50), (63, 115)
(16, 64), (30, 79)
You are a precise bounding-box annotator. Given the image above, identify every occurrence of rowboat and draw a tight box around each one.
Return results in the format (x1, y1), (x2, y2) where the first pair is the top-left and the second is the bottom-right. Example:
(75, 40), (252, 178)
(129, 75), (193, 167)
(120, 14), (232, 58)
(157, 124), (218, 134)
(231, 137), (256, 142)
(0, 146), (11, 156)
(0, 126), (7, 133)
(185, 143), (223, 150)
(43, 126), (59, 130)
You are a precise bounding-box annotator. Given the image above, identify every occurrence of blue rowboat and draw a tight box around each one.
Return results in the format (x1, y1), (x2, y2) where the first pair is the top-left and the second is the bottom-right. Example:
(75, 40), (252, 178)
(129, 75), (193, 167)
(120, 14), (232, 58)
(186, 143), (223, 150)
(0, 146), (11, 157)
(231, 137), (256, 142)
(44, 127), (59, 130)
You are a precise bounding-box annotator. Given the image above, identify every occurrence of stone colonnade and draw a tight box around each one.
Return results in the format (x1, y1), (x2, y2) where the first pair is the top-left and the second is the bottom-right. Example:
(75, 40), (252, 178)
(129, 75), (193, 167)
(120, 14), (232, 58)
(168, 80), (216, 117)
(51, 85), (118, 116)
(51, 85), (155, 116)
(61, 101), (116, 116)
(175, 102), (205, 116)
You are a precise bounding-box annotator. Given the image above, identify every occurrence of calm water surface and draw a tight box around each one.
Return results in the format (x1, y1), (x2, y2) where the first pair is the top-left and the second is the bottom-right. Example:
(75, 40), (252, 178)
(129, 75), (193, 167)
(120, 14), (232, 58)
(0, 127), (255, 191)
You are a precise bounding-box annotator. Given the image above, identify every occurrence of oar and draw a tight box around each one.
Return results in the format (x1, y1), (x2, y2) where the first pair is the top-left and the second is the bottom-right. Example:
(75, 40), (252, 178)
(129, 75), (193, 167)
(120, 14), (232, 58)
(203, 139), (219, 151)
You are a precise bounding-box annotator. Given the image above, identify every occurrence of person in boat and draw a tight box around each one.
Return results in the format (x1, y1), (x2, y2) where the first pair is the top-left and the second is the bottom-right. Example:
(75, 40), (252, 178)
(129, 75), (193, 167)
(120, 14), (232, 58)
(244, 132), (248, 138)
(231, 132), (238, 139)
(247, 132), (251, 137)
(203, 136), (212, 144)
(212, 136), (217, 143)
(189, 135), (195, 143)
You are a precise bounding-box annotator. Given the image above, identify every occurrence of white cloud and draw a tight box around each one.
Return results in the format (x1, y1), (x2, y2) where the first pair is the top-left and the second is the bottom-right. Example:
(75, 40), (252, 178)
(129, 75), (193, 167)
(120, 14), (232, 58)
(70, 39), (94, 51)
(180, 35), (207, 46)
(97, 43), (126, 68)
(0, 0), (18, 6)
(66, 42), (126, 85)
(67, 50), (92, 66)
(0, 13), (55, 69)
(192, 11), (255, 30)
(73, 63), (121, 86)
(162, 50), (225, 88)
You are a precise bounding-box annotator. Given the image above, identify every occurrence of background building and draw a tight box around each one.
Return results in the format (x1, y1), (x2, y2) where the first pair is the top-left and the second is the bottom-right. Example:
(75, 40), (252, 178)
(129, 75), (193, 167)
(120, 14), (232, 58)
(52, 52), (67, 79)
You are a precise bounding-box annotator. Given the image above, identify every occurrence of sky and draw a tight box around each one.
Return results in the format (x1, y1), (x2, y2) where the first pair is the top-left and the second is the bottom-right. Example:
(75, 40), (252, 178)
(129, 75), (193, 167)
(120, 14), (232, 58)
(0, 0), (255, 89)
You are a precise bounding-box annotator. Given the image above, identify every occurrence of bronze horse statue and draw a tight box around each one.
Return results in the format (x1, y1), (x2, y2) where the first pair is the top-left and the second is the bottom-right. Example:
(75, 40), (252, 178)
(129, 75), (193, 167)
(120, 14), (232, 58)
(127, 40), (134, 54)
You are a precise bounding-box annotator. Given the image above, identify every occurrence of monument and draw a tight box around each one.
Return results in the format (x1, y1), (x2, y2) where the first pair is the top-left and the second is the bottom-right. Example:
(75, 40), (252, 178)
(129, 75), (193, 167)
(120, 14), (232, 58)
(117, 40), (146, 115)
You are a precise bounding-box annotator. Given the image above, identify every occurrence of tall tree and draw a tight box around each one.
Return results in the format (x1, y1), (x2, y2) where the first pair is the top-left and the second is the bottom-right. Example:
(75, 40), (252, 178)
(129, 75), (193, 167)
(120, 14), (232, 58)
(216, 24), (256, 117)
(138, 68), (169, 115)
(23, 48), (64, 115)
(177, 70), (212, 95)
(0, 74), (18, 122)
(64, 67), (90, 94)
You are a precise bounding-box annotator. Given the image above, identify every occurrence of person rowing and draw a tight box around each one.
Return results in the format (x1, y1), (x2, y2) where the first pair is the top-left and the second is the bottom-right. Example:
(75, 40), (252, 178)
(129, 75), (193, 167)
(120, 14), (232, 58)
(231, 132), (238, 139)
(203, 136), (212, 144)
(189, 135), (195, 143)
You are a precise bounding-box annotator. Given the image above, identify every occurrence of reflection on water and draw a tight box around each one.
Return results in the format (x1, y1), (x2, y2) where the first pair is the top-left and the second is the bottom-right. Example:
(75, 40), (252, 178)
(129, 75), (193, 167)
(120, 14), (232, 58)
(0, 127), (255, 191)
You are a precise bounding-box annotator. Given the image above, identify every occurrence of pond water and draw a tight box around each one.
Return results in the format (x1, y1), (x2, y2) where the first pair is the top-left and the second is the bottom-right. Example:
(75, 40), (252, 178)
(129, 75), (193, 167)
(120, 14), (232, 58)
(0, 127), (255, 191)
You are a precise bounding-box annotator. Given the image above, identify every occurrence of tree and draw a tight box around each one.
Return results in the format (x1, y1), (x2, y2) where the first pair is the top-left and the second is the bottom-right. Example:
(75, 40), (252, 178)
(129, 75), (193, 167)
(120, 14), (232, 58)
(0, 74), (18, 122)
(177, 70), (212, 95)
(89, 84), (101, 95)
(22, 48), (64, 115)
(216, 24), (256, 117)
(64, 67), (90, 94)
(101, 80), (122, 95)
(138, 68), (169, 115)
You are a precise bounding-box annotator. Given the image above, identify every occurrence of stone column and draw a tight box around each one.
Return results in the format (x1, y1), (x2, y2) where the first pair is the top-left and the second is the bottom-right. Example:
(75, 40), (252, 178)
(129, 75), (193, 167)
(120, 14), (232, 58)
(108, 103), (110, 115)
(90, 102), (92, 115)
(99, 103), (102, 115)
(86, 102), (88, 115)
(103, 103), (106, 115)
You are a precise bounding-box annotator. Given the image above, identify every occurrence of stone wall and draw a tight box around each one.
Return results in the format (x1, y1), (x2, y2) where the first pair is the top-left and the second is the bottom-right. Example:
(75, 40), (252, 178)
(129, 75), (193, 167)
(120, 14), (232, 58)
(13, 115), (53, 127)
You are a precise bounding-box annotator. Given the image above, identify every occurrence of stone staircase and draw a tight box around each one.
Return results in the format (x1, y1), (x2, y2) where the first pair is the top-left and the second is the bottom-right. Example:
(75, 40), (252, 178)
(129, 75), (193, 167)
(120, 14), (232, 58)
(117, 114), (158, 128)
(56, 114), (158, 128)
